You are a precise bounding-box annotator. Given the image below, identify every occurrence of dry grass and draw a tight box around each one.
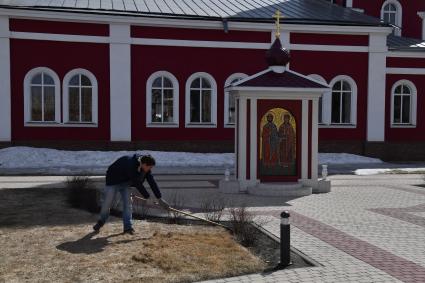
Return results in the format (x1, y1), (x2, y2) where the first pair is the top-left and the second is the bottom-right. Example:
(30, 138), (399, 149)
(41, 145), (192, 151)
(132, 230), (265, 283)
(0, 187), (265, 283)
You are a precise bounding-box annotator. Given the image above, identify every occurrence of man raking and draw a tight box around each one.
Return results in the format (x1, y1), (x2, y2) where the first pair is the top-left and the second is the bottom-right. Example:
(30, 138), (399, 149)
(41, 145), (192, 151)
(93, 154), (170, 234)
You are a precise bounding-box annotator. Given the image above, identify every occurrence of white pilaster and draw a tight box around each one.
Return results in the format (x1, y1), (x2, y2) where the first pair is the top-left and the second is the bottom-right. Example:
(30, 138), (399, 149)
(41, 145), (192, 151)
(346, 0), (353, 8)
(301, 99), (309, 180)
(238, 97), (247, 183)
(367, 33), (388, 142)
(418, 12), (425, 40)
(0, 16), (11, 142)
(109, 24), (132, 141)
(311, 98), (319, 180)
(250, 98), (257, 181)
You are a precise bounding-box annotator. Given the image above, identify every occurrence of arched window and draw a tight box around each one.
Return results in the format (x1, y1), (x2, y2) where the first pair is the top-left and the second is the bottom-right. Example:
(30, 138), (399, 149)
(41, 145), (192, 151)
(63, 69), (98, 124)
(391, 80), (417, 126)
(146, 71), (179, 127)
(330, 76), (357, 125)
(224, 73), (248, 127)
(24, 67), (60, 123)
(381, 0), (402, 36)
(185, 72), (217, 127)
(308, 74), (329, 124)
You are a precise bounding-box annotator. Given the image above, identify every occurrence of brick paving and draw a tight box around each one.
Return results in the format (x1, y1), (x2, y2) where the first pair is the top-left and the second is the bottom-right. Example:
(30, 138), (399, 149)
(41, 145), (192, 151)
(200, 174), (425, 283)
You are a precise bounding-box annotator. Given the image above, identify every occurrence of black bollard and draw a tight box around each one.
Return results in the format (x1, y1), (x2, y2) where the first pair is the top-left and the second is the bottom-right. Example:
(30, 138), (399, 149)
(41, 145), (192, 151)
(279, 210), (291, 268)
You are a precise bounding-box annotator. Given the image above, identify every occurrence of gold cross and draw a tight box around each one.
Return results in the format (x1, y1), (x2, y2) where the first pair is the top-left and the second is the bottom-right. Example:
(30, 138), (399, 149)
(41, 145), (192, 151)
(272, 10), (282, 38)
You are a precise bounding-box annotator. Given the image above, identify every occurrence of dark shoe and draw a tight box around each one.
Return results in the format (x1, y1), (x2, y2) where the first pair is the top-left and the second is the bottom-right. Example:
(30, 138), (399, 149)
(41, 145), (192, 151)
(123, 228), (135, 235)
(93, 220), (104, 232)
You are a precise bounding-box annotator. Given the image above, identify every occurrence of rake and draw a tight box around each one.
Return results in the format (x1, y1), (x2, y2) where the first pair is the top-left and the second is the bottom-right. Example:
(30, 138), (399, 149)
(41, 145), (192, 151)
(131, 194), (231, 231)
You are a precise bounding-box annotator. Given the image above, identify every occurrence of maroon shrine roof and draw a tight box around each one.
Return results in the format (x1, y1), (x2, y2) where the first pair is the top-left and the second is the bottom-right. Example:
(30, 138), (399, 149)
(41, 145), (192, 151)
(234, 36), (328, 90)
(235, 69), (328, 89)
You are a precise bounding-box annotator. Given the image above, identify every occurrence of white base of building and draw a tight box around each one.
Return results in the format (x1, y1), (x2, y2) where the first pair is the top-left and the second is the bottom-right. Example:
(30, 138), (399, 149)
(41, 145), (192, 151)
(218, 178), (331, 197)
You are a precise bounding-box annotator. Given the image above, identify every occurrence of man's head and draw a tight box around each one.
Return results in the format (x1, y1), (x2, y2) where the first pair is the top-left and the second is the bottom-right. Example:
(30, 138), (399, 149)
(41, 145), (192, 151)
(138, 155), (156, 173)
(283, 114), (290, 123)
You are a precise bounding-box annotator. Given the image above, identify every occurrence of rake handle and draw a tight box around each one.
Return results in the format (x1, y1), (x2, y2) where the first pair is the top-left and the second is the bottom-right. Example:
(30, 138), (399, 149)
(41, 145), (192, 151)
(131, 194), (231, 231)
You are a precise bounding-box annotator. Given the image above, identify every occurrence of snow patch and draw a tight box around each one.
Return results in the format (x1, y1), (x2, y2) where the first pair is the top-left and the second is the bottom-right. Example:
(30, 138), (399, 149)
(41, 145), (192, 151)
(0, 147), (383, 171)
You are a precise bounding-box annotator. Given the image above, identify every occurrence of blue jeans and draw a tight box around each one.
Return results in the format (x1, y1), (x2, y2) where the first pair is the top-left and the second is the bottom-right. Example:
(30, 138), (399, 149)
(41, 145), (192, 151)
(99, 183), (132, 230)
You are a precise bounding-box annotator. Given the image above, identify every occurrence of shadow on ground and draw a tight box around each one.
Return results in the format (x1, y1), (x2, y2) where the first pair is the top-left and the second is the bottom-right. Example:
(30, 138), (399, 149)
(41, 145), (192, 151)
(56, 231), (145, 254)
(0, 186), (98, 228)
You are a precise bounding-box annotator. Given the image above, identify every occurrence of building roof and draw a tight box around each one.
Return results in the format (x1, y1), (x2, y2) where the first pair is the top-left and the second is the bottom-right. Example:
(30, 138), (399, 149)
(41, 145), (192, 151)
(0, 0), (385, 26)
(234, 69), (328, 89)
(387, 34), (425, 52)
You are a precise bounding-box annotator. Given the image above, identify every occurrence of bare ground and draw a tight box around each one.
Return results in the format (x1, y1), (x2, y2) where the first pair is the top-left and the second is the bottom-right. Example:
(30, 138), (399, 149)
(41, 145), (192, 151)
(0, 187), (265, 283)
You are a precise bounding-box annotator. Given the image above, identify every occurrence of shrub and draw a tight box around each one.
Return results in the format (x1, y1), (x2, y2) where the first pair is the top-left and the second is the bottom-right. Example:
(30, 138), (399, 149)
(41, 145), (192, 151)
(66, 176), (100, 213)
(167, 192), (186, 224)
(228, 205), (256, 247)
(201, 197), (226, 222)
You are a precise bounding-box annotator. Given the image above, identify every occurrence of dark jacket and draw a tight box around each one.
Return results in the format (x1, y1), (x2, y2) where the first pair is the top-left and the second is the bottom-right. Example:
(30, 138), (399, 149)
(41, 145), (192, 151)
(105, 154), (162, 199)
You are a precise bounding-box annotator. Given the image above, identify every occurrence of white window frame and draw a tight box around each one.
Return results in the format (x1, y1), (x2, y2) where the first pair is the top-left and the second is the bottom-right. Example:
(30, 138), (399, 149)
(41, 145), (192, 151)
(308, 74), (330, 125)
(381, 0), (402, 36)
(185, 72), (217, 128)
(224, 73), (248, 128)
(146, 71), (179, 128)
(63, 68), (98, 126)
(24, 67), (61, 125)
(390, 79), (417, 128)
(327, 75), (357, 128)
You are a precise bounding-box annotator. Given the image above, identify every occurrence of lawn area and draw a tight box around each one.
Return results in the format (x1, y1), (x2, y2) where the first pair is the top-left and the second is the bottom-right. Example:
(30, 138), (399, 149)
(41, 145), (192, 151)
(0, 187), (265, 283)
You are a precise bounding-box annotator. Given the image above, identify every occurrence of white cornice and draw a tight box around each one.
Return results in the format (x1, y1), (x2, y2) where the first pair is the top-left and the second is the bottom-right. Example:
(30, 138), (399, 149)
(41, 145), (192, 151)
(387, 51), (425, 58)
(386, 67), (425, 75)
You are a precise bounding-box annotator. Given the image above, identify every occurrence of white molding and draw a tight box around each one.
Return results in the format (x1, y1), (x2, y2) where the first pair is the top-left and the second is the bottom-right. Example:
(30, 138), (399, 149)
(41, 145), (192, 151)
(346, 0), (353, 8)
(8, 30), (391, 53)
(386, 67), (425, 75)
(387, 51), (425, 58)
(238, 97), (247, 182)
(224, 73), (248, 127)
(185, 72), (217, 128)
(250, 98), (257, 181)
(311, 97), (319, 180)
(329, 75), (358, 126)
(145, 71), (179, 127)
(10, 31), (109, 43)
(301, 99), (309, 180)
(308, 74), (330, 125)
(132, 37), (269, 49)
(0, 16), (11, 141)
(23, 67), (61, 124)
(24, 122), (98, 128)
(381, 0), (402, 36)
(390, 79), (417, 126)
(0, 8), (393, 35)
(290, 44), (369, 53)
(62, 68), (98, 125)
(109, 23), (132, 141)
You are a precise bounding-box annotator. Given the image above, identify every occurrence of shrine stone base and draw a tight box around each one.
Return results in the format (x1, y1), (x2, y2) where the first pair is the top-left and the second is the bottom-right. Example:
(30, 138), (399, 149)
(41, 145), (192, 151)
(219, 178), (331, 196)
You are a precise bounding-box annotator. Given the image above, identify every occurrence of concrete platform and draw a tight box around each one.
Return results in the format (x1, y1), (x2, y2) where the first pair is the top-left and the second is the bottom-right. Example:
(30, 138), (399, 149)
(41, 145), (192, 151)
(247, 182), (312, 197)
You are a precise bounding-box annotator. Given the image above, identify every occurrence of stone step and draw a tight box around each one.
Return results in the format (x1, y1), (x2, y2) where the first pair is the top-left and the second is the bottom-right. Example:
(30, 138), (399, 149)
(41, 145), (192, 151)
(247, 182), (312, 197)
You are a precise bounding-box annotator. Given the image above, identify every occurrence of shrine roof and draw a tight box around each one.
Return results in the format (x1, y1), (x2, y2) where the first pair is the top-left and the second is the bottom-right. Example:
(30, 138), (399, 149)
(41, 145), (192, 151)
(233, 69), (329, 90)
(0, 0), (385, 27)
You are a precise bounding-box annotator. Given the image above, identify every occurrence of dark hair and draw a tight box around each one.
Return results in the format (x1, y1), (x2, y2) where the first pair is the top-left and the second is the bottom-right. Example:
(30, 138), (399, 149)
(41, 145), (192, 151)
(139, 155), (156, 166)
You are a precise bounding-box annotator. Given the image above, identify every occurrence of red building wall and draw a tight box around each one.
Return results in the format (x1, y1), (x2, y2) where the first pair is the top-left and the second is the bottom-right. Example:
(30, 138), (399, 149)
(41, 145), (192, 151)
(131, 45), (268, 142)
(289, 50), (369, 141)
(385, 56), (425, 141)
(352, 0), (424, 39)
(10, 39), (110, 141)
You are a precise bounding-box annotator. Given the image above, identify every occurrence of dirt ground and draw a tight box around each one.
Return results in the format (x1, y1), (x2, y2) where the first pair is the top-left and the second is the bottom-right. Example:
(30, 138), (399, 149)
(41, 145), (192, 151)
(0, 187), (265, 283)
